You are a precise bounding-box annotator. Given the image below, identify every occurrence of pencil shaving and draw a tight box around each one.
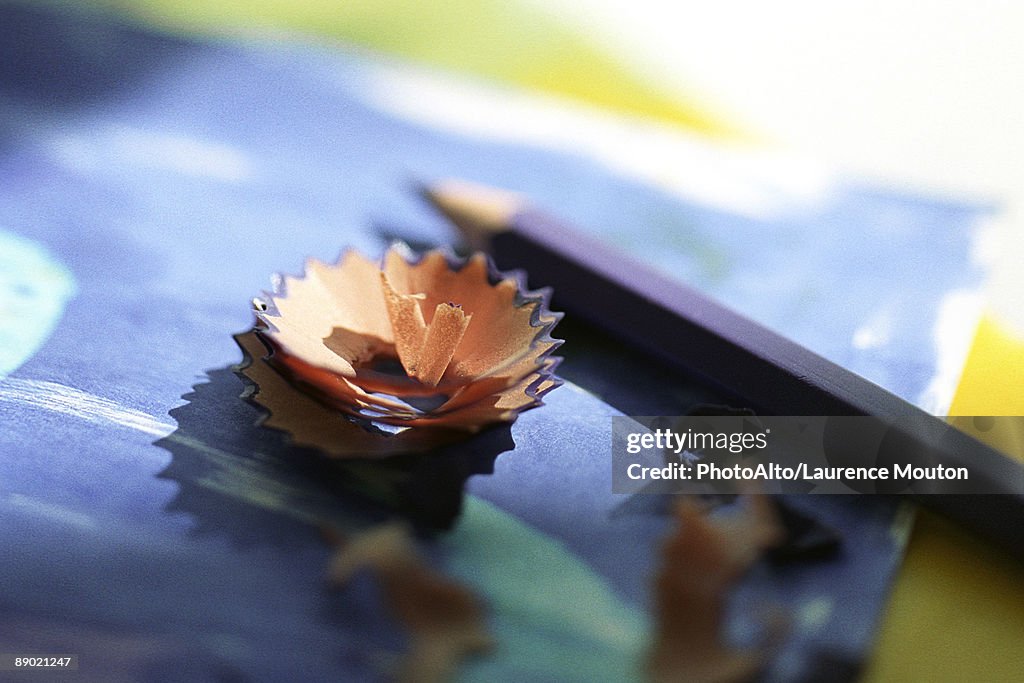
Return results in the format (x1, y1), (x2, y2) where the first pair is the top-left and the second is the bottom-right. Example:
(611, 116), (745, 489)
(234, 330), (453, 456)
(380, 272), (472, 387)
(237, 245), (561, 453)
(648, 496), (784, 683)
(326, 522), (494, 683)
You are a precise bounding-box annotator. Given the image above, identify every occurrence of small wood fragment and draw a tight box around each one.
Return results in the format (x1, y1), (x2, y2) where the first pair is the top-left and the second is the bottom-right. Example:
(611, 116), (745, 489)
(327, 523), (494, 683)
(415, 303), (472, 386)
(380, 271), (428, 376)
(648, 496), (783, 683)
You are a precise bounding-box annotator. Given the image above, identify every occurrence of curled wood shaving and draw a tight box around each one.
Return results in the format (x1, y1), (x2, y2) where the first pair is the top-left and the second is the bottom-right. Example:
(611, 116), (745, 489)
(648, 496), (784, 683)
(380, 270), (429, 379)
(381, 271), (472, 387)
(326, 523), (494, 683)
(234, 330), (456, 455)
(415, 302), (471, 387)
(251, 247), (561, 432)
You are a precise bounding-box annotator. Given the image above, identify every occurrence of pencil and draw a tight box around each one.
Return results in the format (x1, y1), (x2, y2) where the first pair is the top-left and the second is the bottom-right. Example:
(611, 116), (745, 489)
(421, 179), (1024, 560)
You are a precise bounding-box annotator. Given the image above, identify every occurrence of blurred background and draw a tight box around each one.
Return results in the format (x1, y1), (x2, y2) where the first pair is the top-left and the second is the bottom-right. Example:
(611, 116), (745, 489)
(76, 0), (1022, 417)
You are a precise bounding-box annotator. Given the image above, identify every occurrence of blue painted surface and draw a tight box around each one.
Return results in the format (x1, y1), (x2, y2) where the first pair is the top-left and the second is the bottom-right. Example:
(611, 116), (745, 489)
(0, 3), (980, 681)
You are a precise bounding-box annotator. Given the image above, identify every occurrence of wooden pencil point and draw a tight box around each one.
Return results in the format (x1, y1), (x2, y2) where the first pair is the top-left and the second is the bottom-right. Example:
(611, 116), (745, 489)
(421, 179), (524, 251)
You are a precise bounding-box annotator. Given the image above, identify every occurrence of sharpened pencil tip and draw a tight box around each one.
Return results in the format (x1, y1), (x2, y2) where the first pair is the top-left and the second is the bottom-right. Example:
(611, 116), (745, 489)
(418, 179), (526, 251)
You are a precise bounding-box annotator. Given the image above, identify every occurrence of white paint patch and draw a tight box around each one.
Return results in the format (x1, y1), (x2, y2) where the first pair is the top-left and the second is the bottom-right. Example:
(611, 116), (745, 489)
(974, 209), (1024, 336)
(48, 126), (253, 183)
(0, 378), (337, 527)
(888, 501), (917, 547)
(6, 492), (98, 531)
(110, 127), (254, 182)
(0, 375), (319, 466)
(916, 289), (985, 415)
(0, 378), (255, 466)
(0, 377), (175, 437)
(796, 596), (834, 631)
(851, 308), (894, 351)
(360, 64), (835, 219)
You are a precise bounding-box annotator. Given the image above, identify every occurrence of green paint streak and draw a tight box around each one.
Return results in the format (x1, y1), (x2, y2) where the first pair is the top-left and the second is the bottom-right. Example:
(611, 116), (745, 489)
(0, 231), (76, 378)
(643, 210), (733, 285)
(445, 496), (646, 682)
(85, 0), (738, 138)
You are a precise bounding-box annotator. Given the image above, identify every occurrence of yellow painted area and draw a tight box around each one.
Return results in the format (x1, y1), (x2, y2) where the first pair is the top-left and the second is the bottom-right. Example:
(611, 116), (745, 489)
(864, 511), (1024, 682)
(866, 313), (1024, 683)
(950, 313), (1024, 419)
(948, 314), (1024, 459)
(88, 0), (738, 139)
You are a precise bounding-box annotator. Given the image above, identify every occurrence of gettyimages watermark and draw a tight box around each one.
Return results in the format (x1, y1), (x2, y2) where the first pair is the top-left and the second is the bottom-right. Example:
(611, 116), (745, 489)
(611, 415), (1024, 495)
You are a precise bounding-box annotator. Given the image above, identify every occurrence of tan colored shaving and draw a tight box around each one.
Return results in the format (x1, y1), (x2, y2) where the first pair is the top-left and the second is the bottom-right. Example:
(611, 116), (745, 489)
(380, 272), (472, 387)
(415, 302), (471, 386)
(235, 331), (459, 456)
(326, 523), (494, 682)
(240, 246), (561, 446)
(648, 496), (784, 683)
(381, 271), (429, 377)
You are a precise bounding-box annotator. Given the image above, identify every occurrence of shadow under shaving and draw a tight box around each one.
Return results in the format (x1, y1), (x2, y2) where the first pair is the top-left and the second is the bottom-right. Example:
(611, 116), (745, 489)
(154, 366), (513, 547)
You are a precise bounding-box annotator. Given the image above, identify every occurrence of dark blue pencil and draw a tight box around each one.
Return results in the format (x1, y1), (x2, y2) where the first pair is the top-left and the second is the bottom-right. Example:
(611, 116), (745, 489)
(423, 179), (1024, 561)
